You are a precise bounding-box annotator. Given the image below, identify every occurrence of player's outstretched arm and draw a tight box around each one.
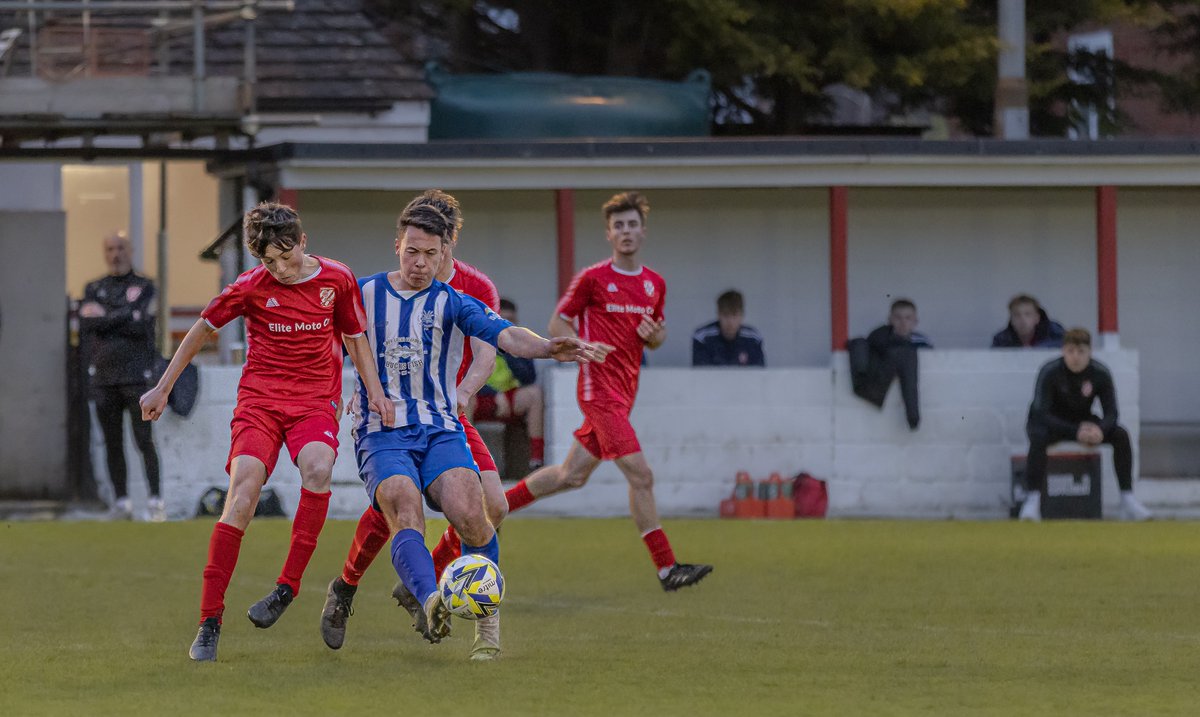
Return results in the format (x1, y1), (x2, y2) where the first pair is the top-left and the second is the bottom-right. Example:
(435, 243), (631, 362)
(498, 326), (612, 364)
(343, 333), (396, 427)
(140, 319), (216, 421)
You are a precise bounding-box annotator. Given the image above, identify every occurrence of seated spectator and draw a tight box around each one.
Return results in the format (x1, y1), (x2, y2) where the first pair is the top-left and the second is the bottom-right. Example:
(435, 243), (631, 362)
(692, 289), (765, 367)
(847, 298), (932, 429)
(1018, 328), (1151, 522)
(992, 294), (1065, 348)
(470, 298), (546, 470)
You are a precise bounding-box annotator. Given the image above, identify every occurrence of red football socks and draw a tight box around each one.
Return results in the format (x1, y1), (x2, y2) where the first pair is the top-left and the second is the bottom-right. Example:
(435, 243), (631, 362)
(277, 488), (331, 596)
(431, 524), (463, 578)
(529, 437), (545, 463)
(342, 505), (391, 585)
(641, 527), (676, 571)
(199, 522), (244, 623)
(504, 479), (537, 513)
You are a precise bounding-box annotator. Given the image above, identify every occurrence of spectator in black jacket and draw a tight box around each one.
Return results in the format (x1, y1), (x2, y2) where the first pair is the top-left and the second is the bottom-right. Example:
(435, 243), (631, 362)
(992, 294), (1065, 348)
(80, 231), (162, 521)
(1018, 327), (1151, 522)
(848, 298), (932, 429)
(691, 290), (765, 367)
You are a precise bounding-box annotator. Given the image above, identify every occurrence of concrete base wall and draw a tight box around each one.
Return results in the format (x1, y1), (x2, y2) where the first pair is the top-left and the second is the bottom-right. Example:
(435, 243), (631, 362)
(133, 349), (1187, 521)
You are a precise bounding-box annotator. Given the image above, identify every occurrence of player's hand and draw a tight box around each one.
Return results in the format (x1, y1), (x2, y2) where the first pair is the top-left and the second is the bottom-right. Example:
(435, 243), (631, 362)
(547, 337), (612, 364)
(139, 386), (169, 421)
(368, 391), (395, 428)
(79, 302), (106, 318)
(636, 317), (665, 345)
(334, 397), (345, 420)
(1077, 422), (1103, 445)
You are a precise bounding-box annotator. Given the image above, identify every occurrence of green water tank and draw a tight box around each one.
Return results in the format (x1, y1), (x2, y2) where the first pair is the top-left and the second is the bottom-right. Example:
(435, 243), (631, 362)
(427, 64), (711, 139)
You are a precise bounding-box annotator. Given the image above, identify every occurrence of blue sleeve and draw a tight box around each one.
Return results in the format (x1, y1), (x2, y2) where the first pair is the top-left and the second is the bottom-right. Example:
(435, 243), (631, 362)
(452, 290), (512, 346)
(506, 355), (537, 386)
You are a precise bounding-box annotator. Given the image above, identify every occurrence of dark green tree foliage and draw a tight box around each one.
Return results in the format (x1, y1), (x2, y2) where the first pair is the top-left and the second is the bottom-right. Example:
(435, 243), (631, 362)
(370, 0), (1196, 136)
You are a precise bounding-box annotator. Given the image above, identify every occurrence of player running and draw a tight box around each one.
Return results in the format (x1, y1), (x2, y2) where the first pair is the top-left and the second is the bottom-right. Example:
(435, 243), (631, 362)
(320, 190), (514, 660)
(321, 191), (608, 660)
(140, 202), (394, 662)
(502, 192), (712, 591)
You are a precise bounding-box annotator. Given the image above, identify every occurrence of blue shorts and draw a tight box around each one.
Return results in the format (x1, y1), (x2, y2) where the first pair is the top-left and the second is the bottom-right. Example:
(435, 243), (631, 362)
(356, 425), (479, 512)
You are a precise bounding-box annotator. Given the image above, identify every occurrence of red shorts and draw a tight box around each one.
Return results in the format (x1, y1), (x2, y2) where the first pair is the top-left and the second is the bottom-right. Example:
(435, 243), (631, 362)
(473, 389), (518, 423)
(460, 413), (498, 474)
(227, 401), (339, 476)
(574, 400), (641, 461)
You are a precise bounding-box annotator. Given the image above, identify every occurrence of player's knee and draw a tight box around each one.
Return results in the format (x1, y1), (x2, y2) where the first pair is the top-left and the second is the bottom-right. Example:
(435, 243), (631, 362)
(486, 499), (508, 528)
(297, 455), (335, 492)
(222, 484), (259, 526)
(626, 468), (654, 492)
(561, 467), (591, 490)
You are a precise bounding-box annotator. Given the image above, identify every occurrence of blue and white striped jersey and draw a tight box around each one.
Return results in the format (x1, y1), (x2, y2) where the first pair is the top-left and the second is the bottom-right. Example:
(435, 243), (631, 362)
(351, 273), (512, 438)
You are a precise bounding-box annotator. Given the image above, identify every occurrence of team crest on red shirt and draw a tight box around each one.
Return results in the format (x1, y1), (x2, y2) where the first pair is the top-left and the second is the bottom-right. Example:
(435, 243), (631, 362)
(319, 287), (335, 307)
(643, 280), (654, 296)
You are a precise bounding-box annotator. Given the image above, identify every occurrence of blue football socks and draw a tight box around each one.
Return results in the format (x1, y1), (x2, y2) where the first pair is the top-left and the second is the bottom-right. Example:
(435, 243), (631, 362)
(390, 528), (438, 603)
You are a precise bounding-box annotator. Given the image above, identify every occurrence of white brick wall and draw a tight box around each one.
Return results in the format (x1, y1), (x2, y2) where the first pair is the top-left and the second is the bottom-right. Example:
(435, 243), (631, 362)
(121, 350), (1170, 521)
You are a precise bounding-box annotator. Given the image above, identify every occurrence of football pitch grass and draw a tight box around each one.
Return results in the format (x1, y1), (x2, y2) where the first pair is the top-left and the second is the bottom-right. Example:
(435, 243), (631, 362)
(2, 518), (1198, 716)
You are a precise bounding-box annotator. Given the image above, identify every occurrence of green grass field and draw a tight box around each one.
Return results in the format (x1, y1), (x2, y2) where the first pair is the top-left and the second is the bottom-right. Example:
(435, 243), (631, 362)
(2, 517), (1198, 716)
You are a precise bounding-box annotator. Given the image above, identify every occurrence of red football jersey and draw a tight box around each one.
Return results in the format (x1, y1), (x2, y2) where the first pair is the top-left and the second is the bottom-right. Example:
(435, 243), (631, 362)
(447, 258), (500, 384)
(201, 256), (366, 406)
(556, 259), (666, 406)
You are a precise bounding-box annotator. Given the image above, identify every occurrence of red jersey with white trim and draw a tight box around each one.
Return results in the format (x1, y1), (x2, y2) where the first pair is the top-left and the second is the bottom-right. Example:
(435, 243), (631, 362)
(201, 256), (366, 406)
(556, 259), (665, 407)
(447, 258), (500, 384)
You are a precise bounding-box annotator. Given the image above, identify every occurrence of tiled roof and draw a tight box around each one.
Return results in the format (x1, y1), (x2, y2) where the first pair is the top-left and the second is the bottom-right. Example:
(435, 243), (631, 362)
(0, 0), (429, 114)
(199, 0), (430, 111)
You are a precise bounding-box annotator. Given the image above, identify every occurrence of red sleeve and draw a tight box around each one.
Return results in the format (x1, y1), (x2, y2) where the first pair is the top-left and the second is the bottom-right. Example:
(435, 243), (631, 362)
(480, 275), (500, 313)
(654, 276), (667, 323)
(333, 270), (367, 336)
(200, 277), (247, 330)
(555, 269), (591, 320)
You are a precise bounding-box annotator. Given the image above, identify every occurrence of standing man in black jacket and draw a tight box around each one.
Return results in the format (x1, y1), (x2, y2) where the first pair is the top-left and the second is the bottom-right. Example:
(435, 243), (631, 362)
(1018, 327), (1151, 522)
(80, 231), (163, 521)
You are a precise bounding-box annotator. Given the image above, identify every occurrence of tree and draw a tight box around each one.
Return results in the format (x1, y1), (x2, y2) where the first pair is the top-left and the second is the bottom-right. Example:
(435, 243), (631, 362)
(369, 0), (1194, 136)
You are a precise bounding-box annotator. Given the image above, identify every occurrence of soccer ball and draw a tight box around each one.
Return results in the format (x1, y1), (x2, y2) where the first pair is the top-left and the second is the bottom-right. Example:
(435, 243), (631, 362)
(438, 554), (505, 620)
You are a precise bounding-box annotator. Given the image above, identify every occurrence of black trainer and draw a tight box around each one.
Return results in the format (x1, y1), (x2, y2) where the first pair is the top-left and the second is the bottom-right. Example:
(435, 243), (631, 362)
(660, 563), (713, 592)
(247, 583), (294, 628)
(189, 617), (221, 662)
(320, 577), (357, 650)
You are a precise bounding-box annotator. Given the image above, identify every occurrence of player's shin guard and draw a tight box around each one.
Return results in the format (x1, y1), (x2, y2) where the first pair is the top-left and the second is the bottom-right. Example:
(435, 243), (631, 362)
(504, 479), (537, 513)
(461, 532), (500, 568)
(431, 524), (462, 579)
(390, 528), (438, 603)
(342, 505), (391, 585)
(641, 527), (676, 572)
(277, 488), (330, 596)
(200, 522), (244, 623)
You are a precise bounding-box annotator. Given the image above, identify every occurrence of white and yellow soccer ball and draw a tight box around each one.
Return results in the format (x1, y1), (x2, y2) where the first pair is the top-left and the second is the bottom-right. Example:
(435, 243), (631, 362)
(438, 554), (505, 620)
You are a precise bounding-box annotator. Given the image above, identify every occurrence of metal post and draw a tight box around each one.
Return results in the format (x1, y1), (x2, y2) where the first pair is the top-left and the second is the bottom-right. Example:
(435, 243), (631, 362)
(26, 0), (37, 77)
(128, 162), (144, 271)
(1096, 185), (1119, 349)
(242, 0), (257, 114)
(155, 8), (168, 76)
(156, 161), (169, 355)
(829, 186), (849, 352)
(192, 0), (205, 112)
(995, 0), (1029, 139)
(555, 189), (575, 299)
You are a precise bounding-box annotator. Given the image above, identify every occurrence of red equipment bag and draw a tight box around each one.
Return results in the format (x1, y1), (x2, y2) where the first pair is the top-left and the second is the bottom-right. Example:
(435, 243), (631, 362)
(792, 472), (828, 519)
